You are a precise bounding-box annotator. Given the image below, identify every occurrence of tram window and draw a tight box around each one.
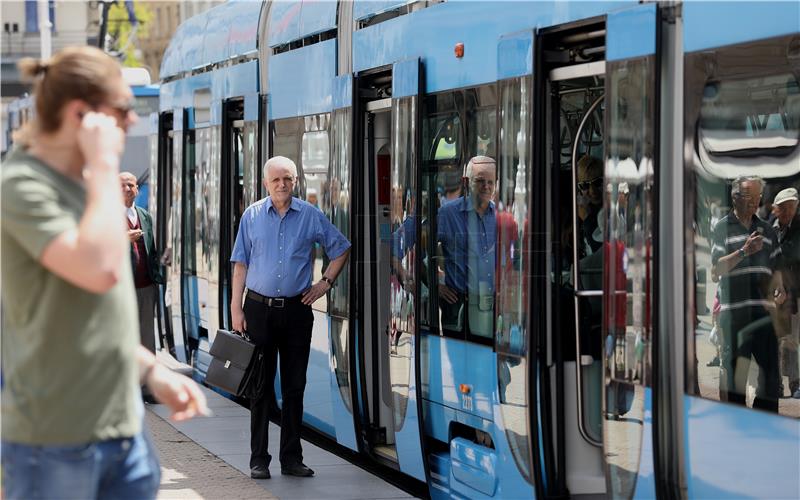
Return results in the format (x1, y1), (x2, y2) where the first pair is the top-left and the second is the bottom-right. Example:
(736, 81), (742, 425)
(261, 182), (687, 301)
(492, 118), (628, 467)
(421, 85), (498, 344)
(271, 117), (304, 188)
(687, 36), (800, 418)
(302, 127), (331, 313)
(133, 95), (159, 118)
(241, 122), (258, 208)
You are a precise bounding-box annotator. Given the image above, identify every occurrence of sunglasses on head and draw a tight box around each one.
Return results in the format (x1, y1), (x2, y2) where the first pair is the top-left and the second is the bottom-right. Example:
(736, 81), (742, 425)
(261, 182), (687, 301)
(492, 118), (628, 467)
(578, 177), (603, 191)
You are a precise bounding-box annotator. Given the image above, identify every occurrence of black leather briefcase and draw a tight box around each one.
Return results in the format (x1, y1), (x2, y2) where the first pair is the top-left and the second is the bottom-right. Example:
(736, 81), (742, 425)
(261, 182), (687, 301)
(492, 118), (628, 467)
(205, 329), (261, 397)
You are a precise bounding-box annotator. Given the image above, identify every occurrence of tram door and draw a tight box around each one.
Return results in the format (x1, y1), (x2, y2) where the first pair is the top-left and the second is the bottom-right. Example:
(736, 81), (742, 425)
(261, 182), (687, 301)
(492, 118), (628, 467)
(353, 60), (426, 481)
(220, 99), (245, 332)
(154, 111), (179, 359)
(538, 6), (658, 498)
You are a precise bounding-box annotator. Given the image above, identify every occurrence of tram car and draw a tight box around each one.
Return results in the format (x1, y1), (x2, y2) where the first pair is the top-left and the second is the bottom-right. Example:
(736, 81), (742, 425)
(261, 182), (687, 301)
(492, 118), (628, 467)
(150, 1), (800, 498)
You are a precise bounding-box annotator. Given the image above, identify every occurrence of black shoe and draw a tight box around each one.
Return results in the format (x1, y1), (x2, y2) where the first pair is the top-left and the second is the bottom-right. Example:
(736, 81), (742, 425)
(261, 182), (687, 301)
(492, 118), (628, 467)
(706, 356), (720, 367)
(281, 463), (314, 477)
(250, 465), (270, 479)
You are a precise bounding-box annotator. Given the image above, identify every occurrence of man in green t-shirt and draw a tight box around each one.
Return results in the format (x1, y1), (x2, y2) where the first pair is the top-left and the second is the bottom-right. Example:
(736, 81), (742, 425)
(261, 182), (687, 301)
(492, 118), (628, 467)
(2, 46), (207, 500)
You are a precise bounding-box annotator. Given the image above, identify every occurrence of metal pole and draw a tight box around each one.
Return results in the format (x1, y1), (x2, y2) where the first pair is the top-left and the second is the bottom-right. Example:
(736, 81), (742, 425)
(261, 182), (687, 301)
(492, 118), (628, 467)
(97, 0), (114, 51)
(37, 0), (51, 59)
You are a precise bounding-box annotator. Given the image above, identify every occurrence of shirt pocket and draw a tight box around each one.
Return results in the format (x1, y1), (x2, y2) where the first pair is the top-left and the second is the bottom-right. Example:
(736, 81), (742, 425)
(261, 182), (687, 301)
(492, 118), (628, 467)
(251, 233), (267, 260)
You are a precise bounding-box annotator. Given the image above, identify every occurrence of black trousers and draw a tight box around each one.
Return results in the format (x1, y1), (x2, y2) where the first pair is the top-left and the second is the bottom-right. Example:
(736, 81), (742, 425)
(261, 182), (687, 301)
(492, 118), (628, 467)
(719, 309), (779, 413)
(243, 294), (313, 468)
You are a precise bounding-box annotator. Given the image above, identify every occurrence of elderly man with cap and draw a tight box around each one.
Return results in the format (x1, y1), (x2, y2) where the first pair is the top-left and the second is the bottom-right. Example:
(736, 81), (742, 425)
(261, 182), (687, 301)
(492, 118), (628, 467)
(772, 187), (800, 398)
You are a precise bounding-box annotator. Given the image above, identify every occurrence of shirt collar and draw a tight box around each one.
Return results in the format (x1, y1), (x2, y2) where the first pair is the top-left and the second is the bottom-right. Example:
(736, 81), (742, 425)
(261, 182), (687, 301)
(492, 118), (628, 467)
(459, 196), (495, 215)
(266, 196), (301, 214)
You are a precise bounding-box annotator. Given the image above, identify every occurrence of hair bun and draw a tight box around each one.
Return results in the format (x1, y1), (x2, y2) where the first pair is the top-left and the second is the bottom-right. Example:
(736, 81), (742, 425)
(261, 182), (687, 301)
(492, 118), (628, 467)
(18, 57), (50, 80)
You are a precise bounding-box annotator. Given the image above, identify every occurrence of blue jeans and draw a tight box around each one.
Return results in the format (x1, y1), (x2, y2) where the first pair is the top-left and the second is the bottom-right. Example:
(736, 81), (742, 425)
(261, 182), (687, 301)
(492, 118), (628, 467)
(1, 432), (160, 500)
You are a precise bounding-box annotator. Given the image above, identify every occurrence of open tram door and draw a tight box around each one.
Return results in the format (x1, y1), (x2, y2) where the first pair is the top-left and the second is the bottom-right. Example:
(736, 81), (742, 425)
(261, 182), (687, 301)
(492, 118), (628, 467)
(153, 110), (178, 359)
(532, 4), (658, 498)
(345, 58), (428, 484)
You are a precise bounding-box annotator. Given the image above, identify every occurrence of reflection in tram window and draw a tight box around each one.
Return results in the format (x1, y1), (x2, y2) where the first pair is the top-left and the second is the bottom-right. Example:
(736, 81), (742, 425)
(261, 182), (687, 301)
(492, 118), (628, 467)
(688, 38), (800, 418)
(420, 85), (498, 343)
(389, 96), (417, 430)
(495, 75), (532, 481)
(603, 55), (656, 499)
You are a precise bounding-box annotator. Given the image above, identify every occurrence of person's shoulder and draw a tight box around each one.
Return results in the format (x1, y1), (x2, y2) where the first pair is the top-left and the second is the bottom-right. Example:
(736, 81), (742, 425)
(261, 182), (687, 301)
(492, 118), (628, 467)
(135, 205), (152, 217)
(1, 151), (57, 199)
(757, 216), (777, 237)
(439, 197), (461, 214)
(243, 198), (269, 217)
(2, 149), (46, 181)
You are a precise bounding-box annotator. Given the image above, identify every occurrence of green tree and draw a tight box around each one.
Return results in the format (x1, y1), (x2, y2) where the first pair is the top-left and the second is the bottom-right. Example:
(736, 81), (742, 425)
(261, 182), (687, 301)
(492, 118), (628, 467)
(107, 1), (153, 67)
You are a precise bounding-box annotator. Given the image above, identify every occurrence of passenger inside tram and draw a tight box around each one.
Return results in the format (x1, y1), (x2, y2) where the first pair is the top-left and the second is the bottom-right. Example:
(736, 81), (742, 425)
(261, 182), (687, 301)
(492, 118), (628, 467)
(576, 154), (604, 256)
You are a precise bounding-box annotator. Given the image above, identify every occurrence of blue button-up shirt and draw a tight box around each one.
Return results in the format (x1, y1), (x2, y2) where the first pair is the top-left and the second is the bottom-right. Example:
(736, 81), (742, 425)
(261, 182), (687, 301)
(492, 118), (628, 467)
(230, 197), (351, 297)
(437, 196), (496, 295)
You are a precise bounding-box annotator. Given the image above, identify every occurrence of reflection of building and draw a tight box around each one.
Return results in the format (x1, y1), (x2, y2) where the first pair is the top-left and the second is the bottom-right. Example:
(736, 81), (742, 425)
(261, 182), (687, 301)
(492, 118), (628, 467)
(139, 1), (223, 81)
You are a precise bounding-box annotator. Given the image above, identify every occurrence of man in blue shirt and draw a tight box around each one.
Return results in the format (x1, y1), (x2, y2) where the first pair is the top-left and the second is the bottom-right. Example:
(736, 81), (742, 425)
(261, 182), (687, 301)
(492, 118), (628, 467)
(437, 156), (497, 339)
(230, 156), (351, 479)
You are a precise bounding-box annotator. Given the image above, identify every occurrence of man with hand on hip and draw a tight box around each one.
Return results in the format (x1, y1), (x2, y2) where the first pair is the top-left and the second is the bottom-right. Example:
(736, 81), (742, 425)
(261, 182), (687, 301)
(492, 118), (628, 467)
(230, 156), (350, 480)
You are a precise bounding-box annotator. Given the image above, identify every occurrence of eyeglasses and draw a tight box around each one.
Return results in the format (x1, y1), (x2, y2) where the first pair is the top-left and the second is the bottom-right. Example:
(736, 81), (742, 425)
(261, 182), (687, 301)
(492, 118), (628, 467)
(578, 177), (603, 191)
(96, 99), (135, 117)
(733, 192), (761, 202)
(471, 178), (496, 188)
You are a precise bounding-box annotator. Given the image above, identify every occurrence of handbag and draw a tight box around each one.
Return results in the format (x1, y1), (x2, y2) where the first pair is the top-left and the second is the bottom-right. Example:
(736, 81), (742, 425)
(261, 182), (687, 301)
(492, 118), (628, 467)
(205, 329), (266, 398)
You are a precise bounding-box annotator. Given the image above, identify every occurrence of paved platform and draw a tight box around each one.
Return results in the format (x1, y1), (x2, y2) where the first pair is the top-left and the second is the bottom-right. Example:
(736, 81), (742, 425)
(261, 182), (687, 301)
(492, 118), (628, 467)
(147, 382), (414, 499)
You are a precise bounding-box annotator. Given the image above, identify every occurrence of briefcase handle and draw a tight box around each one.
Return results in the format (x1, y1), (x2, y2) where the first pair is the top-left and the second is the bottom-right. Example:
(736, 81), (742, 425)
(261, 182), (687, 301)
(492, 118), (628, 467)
(233, 330), (251, 342)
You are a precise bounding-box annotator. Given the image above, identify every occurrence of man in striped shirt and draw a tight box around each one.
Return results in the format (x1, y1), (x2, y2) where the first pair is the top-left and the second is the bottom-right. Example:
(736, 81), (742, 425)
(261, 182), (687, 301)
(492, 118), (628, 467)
(711, 176), (786, 413)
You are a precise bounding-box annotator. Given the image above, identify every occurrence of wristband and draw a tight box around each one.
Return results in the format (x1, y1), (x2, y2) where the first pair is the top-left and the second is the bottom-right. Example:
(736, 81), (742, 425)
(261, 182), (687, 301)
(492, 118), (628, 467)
(738, 247), (746, 258)
(321, 276), (334, 286)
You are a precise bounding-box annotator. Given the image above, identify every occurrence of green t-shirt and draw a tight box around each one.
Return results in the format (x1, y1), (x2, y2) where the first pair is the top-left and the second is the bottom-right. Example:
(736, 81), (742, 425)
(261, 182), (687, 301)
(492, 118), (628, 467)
(1, 148), (141, 445)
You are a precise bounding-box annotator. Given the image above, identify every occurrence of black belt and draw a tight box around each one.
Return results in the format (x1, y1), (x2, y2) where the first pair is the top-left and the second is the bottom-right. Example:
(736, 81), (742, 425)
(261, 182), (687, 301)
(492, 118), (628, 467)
(246, 290), (302, 308)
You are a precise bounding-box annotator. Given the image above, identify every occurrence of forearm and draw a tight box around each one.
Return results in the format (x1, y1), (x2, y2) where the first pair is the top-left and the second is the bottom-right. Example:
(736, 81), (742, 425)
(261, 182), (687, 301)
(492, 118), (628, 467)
(79, 168), (127, 273)
(713, 251), (743, 277)
(323, 249), (350, 281)
(231, 262), (247, 310)
(137, 345), (158, 384)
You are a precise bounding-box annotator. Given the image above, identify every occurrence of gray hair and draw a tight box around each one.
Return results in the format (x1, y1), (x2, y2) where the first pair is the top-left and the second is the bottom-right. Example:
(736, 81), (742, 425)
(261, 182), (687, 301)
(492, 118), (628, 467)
(731, 175), (765, 196)
(263, 156), (298, 179)
(463, 155), (496, 179)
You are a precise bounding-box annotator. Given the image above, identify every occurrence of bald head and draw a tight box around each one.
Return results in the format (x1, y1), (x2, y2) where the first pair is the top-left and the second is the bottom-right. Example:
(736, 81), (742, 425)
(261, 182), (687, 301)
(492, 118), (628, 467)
(119, 171), (138, 207)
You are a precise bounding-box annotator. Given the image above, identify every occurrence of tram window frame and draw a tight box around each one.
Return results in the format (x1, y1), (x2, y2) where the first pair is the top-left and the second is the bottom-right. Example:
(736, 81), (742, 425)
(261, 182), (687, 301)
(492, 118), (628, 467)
(685, 34), (800, 417)
(420, 84), (499, 347)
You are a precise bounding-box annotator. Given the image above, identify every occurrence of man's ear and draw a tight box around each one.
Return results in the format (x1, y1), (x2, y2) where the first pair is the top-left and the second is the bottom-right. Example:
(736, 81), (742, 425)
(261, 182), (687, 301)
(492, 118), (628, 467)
(64, 99), (89, 126)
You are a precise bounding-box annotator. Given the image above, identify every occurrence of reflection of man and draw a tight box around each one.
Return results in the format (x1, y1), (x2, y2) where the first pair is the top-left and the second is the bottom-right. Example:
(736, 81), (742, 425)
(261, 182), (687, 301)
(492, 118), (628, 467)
(120, 172), (164, 354)
(306, 187), (319, 208)
(437, 156), (496, 338)
(711, 176), (784, 412)
(230, 156), (350, 480)
(772, 187), (800, 399)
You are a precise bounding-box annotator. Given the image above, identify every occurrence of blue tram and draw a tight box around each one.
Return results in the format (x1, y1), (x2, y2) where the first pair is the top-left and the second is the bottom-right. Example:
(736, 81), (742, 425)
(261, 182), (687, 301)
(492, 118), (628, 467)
(150, 1), (800, 498)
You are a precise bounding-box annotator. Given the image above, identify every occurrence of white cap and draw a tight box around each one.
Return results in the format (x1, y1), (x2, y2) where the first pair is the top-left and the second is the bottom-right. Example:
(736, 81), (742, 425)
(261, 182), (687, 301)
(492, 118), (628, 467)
(774, 187), (798, 205)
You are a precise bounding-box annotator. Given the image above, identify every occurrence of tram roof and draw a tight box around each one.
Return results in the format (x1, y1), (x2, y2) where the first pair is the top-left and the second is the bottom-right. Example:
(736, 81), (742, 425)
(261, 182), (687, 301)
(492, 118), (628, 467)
(160, 0), (262, 80)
